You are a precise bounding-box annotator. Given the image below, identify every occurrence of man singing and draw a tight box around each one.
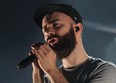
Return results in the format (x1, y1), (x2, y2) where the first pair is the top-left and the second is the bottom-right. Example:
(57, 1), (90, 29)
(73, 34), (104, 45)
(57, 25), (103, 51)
(31, 4), (116, 83)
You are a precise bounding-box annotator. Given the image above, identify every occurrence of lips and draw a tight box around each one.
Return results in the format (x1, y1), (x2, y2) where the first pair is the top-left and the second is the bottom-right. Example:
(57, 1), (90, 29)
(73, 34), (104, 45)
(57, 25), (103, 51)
(48, 37), (59, 46)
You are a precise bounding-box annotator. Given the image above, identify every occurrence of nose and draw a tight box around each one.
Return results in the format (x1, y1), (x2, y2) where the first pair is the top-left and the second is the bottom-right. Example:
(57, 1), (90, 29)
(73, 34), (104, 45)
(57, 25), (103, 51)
(48, 29), (55, 37)
(45, 26), (55, 36)
(44, 26), (56, 41)
(44, 28), (55, 43)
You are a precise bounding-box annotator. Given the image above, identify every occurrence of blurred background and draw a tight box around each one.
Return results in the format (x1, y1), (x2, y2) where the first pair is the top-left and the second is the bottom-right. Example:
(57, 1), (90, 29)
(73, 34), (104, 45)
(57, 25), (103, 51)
(0, 0), (116, 83)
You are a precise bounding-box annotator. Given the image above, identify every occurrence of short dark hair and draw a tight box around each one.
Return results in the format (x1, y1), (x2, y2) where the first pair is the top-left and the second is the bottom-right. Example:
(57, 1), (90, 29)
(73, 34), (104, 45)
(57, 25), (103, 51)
(33, 4), (82, 28)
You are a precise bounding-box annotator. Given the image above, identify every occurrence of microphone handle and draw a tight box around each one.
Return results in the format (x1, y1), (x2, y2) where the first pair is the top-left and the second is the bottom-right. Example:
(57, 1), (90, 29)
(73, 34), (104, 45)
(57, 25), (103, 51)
(17, 54), (37, 69)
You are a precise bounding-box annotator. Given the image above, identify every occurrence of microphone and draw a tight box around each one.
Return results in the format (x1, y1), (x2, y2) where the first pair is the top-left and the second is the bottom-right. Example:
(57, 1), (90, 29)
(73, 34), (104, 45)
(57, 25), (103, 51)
(17, 42), (44, 69)
(17, 53), (37, 69)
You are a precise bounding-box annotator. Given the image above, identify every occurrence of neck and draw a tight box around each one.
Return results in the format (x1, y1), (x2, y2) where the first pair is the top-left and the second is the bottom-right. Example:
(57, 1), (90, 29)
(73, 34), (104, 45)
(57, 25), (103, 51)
(62, 39), (89, 68)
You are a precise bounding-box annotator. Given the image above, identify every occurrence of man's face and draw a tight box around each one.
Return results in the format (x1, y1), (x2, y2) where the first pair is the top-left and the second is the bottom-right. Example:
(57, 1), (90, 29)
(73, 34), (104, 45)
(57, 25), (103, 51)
(42, 12), (76, 59)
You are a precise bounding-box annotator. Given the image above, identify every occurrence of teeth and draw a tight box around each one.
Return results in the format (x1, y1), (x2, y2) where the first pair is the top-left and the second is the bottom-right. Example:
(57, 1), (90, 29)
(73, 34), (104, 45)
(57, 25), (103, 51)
(49, 38), (58, 45)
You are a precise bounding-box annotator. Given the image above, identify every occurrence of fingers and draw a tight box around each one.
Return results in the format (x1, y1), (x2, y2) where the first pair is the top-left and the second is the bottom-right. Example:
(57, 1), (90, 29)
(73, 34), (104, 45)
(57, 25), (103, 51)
(42, 44), (56, 55)
(28, 51), (40, 69)
(31, 43), (53, 60)
(30, 43), (57, 73)
(30, 42), (56, 71)
(39, 44), (49, 55)
(33, 49), (43, 61)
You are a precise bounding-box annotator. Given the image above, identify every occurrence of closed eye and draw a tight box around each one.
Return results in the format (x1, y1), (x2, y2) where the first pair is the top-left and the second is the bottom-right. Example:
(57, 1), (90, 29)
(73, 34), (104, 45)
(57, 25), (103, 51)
(53, 23), (62, 29)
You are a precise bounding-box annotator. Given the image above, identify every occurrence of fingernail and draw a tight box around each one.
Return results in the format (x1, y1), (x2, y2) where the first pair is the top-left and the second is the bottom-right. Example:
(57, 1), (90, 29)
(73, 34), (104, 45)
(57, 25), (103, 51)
(28, 51), (33, 55)
(31, 46), (35, 49)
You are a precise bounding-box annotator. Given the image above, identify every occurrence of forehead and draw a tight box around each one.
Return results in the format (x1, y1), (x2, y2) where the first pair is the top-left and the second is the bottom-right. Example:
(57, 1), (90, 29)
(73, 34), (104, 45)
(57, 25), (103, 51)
(42, 12), (74, 27)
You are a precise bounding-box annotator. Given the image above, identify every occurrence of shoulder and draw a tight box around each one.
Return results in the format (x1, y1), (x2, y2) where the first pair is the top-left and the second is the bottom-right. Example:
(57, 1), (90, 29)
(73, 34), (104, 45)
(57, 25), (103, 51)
(89, 56), (116, 71)
(88, 56), (116, 83)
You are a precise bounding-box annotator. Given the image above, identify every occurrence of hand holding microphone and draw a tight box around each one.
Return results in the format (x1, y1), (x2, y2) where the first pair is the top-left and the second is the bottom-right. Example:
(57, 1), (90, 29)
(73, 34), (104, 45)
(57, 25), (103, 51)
(17, 42), (57, 73)
(17, 42), (59, 83)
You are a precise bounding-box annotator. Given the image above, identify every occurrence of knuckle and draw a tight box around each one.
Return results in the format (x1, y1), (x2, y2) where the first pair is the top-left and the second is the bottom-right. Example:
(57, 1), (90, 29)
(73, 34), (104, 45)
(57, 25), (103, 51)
(37, 49), (41, 52)
(39, 45), (43, 49)
(46, 51), (52, 55)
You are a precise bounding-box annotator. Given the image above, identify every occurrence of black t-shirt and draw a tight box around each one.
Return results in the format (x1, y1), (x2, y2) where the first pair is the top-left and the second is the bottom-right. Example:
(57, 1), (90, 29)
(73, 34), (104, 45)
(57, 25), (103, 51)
(44, 56), (116, 83)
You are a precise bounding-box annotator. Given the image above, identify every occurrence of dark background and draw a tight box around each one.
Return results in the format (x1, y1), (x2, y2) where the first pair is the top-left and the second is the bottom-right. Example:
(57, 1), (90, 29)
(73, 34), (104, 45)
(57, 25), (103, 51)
(0, 0), (116, 83)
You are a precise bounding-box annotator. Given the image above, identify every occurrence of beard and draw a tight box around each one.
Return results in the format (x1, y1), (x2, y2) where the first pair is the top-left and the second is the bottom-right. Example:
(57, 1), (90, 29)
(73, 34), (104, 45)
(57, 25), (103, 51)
(49, 27), (76, 60)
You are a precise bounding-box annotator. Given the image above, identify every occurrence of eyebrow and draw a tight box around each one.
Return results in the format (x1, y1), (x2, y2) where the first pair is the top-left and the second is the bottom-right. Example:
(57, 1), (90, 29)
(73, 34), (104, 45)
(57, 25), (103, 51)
(42, 18), (60, 29)
(49, 18), (60, 23)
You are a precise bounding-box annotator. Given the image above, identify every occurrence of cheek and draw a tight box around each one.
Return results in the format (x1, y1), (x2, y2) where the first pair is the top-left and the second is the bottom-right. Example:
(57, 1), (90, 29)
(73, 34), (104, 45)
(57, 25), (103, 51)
(57, 25), (70, 36)
(43, 33), (47, 42)
(44, 37), (47, 43)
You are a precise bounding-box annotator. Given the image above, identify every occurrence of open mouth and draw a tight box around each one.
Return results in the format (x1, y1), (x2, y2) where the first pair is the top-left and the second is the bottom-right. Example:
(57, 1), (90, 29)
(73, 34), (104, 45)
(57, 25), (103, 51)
(48, 37), (59, 46)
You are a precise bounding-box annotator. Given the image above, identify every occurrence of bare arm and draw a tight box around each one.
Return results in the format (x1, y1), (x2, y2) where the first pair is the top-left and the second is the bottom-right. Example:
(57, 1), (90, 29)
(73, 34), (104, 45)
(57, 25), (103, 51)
(32, 69), (42, 83)
(32, 60), (44, 83)
(45, 68), (68, 83)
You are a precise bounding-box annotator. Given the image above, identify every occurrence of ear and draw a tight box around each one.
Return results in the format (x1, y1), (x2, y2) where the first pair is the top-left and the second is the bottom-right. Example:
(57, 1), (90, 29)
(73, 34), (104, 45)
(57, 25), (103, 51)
(73, 23), (83, 33)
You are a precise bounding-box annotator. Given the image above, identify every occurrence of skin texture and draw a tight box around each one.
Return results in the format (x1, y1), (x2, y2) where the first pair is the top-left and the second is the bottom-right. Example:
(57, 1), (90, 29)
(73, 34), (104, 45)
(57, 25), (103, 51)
(31, 12), (88, 83)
